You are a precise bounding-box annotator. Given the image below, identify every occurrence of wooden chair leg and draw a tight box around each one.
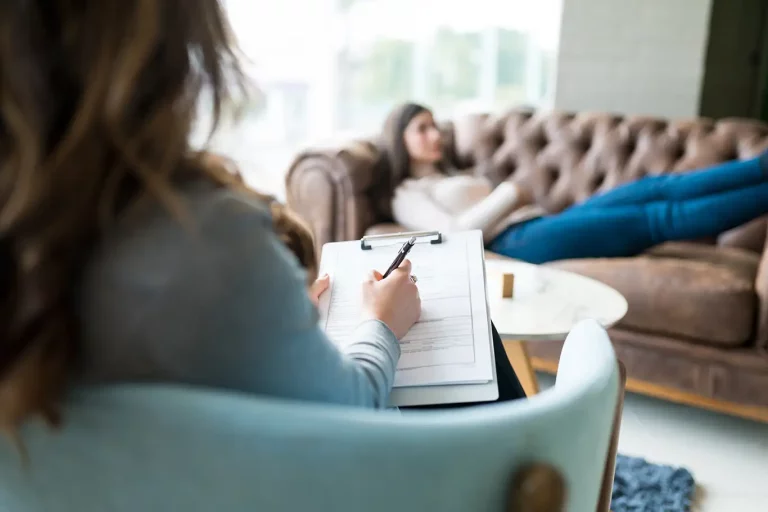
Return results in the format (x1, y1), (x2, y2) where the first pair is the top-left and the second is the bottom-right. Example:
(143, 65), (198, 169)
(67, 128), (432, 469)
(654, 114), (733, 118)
(597, 360), (627, 512)
(503, 340), (540, 396)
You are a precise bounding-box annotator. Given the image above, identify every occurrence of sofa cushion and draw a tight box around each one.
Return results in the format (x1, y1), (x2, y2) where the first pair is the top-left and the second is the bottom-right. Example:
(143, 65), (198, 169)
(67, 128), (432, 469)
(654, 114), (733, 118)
(644, 242), (759, 282)
(548, 256), (756, 347)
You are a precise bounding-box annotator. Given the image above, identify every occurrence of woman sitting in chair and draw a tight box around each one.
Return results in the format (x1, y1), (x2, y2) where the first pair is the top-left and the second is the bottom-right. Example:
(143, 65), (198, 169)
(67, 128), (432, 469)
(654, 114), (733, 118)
(384, 103), (768, 264)
(0, 1), (526, 435)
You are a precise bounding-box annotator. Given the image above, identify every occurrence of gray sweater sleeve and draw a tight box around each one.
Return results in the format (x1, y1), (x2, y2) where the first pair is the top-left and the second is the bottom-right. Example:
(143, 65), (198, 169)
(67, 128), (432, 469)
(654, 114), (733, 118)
(77, 188), (400, 409)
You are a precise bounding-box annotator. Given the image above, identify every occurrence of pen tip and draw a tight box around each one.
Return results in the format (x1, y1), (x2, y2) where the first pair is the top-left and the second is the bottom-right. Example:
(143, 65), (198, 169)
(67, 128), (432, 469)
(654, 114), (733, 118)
(409, 236), (416, 244)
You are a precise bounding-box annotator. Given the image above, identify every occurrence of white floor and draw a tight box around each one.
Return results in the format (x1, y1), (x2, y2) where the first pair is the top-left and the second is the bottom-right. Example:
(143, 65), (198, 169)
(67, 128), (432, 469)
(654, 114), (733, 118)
(538, 373), (768, 511)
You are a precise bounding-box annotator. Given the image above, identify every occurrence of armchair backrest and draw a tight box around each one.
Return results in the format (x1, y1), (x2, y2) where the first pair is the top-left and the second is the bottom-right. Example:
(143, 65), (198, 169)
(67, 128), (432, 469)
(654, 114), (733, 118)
(0, 320), (620, 512)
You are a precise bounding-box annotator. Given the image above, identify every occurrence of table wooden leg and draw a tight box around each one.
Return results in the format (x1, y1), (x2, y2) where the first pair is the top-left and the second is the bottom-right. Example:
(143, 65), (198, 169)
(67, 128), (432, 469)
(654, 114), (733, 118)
(502, 340), (539, 396)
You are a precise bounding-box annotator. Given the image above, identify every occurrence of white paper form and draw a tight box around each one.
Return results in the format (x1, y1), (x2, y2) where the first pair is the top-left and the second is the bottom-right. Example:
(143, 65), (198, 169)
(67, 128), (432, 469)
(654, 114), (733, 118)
(317, 231), (493, 388)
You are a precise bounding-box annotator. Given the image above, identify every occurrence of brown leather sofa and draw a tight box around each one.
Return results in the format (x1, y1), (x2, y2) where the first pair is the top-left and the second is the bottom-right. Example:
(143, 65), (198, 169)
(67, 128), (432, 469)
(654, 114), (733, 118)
(286, 109), (768, 422)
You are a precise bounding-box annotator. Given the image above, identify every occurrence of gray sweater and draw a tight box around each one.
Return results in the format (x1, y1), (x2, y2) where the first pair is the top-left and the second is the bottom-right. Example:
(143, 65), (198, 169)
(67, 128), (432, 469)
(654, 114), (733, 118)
(77, 185), (400, 408)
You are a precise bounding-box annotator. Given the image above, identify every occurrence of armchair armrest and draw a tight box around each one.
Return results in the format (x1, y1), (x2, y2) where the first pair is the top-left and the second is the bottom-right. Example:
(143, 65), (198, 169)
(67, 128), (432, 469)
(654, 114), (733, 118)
(285, 141), (384, 256)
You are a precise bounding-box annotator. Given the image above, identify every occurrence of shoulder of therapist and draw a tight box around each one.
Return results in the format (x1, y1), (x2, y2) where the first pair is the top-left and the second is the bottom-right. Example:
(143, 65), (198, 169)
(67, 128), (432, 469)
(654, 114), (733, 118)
(74, 183), (305, 384)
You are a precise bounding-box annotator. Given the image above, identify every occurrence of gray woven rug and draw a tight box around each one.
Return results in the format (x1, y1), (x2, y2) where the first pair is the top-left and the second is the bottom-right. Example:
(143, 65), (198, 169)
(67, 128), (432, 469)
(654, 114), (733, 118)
(611, 454), (695, 512)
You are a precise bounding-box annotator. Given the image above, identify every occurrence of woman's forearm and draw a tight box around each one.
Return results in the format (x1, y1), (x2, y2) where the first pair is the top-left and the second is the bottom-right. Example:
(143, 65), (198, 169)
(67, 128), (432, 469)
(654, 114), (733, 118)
(392, 181), (525, 241)
(454, 182), (525, 242)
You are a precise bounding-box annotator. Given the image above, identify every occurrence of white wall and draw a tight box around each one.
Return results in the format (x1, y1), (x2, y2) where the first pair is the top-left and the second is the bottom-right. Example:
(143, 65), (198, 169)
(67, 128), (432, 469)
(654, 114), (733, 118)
(554, 0), (713, 118)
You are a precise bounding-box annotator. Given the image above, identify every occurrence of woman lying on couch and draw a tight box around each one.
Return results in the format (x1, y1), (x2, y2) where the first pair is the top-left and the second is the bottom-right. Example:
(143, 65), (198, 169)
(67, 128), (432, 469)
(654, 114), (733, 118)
(384, 103), (768, 264)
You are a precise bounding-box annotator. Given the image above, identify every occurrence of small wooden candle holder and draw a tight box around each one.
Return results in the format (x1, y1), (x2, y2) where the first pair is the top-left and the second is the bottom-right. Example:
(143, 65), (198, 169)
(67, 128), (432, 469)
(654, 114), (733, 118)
(502, 273), (515, 298)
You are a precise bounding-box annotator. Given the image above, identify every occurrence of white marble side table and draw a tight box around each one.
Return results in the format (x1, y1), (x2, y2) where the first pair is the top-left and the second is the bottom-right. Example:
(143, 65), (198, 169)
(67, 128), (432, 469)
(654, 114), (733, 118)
(486, 258), (628, 396)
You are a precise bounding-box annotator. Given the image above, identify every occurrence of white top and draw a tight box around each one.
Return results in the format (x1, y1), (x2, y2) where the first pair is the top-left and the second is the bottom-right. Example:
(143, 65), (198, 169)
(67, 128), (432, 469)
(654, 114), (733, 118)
(392, 172), (546, 243)
(485, 259), (628, 341)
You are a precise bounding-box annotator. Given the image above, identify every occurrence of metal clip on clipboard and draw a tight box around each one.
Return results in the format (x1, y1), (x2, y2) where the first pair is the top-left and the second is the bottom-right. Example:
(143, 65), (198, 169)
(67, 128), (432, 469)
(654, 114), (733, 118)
(360, 230), (443, 250)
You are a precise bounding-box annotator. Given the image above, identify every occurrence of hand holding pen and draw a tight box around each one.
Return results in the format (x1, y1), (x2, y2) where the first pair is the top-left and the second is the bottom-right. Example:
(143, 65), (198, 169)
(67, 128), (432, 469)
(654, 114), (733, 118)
(382, 236), (417, 282)
(361, 237), (421, 339)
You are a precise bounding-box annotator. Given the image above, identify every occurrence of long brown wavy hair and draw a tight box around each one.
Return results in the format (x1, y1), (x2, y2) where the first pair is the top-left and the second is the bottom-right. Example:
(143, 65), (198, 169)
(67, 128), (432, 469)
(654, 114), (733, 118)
(375, 103), (452, 217)
(378, 103), (430, 197)
(0, 0), (316, 436)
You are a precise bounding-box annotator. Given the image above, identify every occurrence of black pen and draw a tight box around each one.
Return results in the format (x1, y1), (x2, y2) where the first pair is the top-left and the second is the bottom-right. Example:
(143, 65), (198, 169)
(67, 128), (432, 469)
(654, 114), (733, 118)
(382, 236), (416, 279)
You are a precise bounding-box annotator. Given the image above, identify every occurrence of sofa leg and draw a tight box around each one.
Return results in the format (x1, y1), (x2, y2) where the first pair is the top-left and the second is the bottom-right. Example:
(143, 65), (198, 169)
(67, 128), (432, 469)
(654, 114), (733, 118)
(503, 340), (540, 396)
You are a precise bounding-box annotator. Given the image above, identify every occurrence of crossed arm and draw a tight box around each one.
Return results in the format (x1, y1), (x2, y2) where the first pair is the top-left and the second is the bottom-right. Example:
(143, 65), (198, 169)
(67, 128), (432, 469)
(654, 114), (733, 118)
(391, 181), (526, 243)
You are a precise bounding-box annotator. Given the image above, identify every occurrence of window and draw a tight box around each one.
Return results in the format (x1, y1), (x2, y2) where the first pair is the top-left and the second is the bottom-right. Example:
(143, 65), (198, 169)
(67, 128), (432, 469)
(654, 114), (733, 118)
(206, 0), (562, 198)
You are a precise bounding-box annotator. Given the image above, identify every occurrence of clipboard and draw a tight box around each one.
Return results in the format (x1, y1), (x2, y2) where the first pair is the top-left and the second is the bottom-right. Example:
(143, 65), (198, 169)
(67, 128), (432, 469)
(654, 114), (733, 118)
(318, 230), (499, 407)
(360, 230), (443, 250)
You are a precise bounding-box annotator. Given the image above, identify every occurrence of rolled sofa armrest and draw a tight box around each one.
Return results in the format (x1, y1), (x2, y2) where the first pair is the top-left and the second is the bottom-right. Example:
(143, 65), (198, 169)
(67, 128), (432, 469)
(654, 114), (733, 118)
(285, 141), (382, 256)
(754, 223), (768, 355)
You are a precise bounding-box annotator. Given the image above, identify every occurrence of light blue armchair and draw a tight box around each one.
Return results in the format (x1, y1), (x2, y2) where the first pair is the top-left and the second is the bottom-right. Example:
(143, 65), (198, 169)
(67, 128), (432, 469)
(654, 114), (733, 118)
(0, 319), (624, 512)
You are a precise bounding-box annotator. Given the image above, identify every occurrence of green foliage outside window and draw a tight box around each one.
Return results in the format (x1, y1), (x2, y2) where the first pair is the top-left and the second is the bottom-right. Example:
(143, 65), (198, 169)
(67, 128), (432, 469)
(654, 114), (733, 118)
(427, 28), (482, 103)
(495, 28), (530, 107)
(347, 39), (415, 103)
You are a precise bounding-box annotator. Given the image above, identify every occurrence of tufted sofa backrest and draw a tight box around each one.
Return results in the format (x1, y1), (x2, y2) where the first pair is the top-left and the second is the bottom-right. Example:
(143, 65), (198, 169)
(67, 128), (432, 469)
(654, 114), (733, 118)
(446, 109), (768, 213)
(286, 108), (768, 253)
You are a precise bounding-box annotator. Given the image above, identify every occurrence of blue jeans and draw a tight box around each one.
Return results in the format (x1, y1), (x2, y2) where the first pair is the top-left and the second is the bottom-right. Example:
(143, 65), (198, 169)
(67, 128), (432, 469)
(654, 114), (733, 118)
(488, 156), (768, 263)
